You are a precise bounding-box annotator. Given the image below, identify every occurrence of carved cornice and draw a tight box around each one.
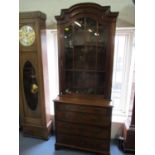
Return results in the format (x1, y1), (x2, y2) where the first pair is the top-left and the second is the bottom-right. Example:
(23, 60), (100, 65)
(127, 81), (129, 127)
(20, 11), (46, 20)
(55, 3), (118, 24)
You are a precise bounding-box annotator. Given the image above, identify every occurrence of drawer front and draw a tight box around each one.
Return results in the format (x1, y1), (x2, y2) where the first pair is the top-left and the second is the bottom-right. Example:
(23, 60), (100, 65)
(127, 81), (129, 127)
(56, 121), (110, 139)
(55, 111), (111, 127)
(57, 134), (110, 152)
(55, 102), (111, 116)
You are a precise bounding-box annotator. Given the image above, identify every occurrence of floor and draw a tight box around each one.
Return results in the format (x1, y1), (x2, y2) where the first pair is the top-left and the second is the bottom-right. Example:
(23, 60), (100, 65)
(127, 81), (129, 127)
(19, 132), (134, 155)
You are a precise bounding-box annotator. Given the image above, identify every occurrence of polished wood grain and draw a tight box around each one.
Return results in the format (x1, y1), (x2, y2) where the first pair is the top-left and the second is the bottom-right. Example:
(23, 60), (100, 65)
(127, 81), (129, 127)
(122, 96), (135, 152)
(55, 3), (118, 99)
(54, 3), (118, 154)
(54, 100), (112, 155)
(54, 95), (112, 107)
(56, 121), (110, 139)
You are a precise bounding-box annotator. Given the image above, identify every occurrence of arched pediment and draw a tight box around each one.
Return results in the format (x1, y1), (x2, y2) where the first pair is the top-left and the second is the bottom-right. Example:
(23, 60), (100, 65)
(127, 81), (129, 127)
(55, 3), (118, 24)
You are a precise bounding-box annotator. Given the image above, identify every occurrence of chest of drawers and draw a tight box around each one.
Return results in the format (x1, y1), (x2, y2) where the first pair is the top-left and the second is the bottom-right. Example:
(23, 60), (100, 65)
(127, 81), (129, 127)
(54, 96), (112, 155)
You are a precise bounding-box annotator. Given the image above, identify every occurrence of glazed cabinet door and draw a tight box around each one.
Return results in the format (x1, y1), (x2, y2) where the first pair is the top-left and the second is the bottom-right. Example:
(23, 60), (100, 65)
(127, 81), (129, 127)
(56, 5), (118, 99)
(62, 17), (109, 97)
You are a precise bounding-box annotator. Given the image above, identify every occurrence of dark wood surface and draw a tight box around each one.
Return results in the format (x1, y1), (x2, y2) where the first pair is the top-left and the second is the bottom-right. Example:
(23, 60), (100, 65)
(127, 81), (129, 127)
(54, 95), (112, 107)
(130, 97), (135, 127)
(122, 96), (135, 152)
(19, 11), (52, 139)
(123, 123), (135, 152)
(55, 3), (118, 100)
(54, 3), (118, 154)
(54, 99), (112, 154)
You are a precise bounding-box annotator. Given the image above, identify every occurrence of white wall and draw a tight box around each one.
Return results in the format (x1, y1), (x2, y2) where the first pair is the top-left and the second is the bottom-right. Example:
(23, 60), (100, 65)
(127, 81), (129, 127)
(19, 0), (135, 28)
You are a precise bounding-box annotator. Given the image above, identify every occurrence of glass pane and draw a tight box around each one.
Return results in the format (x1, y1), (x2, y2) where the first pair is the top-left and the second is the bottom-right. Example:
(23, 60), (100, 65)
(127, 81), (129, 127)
(63, 17), (108, 96)
(85, 46), (96, 69)
(74, 46), (96, 70)
(96, 72), (105, 94)
(98, 23), (108, 45)
(73, 71), (96, 94)
(74, 46), (85, 69)
(85, 17), (97, 44)
(65, 47), (73, 69)
(65, 71), (73, 93)
(112, 35), (126, 92)
(23, 61), (38, 111)
(73, 18), (85, 46)
(112, 30), (135, 117)
(64, 25), (73, 48)
(97, 46), (106, 71)
(64, 25), (73, 69)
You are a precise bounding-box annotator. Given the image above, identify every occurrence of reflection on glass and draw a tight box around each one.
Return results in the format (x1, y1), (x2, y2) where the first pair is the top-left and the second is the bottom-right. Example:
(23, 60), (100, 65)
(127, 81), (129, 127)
(96, 72), (105, 94)
(65, 71), (73, 93)
(97, 46), (106, 71)
(63, 17), (108, 95)
(23, 61), (38, 111)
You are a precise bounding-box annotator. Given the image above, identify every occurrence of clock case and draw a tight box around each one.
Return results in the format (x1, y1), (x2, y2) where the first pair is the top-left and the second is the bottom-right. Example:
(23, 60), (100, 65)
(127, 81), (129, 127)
(19, 11), (52, 139)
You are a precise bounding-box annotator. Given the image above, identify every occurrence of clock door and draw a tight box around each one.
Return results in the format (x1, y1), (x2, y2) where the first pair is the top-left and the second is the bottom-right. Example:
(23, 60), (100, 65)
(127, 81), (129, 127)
(23, 61), (38, 111)
(20, 54), (41, 122)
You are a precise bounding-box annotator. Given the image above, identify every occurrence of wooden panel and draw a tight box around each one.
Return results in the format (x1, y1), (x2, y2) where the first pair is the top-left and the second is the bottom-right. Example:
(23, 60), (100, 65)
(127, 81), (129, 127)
(54, 98), (112, 154)
(54, 95), (112, 107)
(57, 134), (110, 152)
(24, 117), (42, 125)
(55, 102), (111, 115)
(56, 111), (111, 127)
(123, 123), (135, 152)
(23, 123), (50, 140)
(20, 52), (41, 118)
(56, 121), (110, 139)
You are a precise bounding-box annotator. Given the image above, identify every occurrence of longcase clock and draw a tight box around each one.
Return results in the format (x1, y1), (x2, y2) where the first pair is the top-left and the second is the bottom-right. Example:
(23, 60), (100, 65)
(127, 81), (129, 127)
(19, 11), (52, 139)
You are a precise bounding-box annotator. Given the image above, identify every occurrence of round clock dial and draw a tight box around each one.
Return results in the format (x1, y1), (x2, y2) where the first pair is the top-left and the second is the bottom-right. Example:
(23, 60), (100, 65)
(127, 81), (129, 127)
(19, 25), (36, 46)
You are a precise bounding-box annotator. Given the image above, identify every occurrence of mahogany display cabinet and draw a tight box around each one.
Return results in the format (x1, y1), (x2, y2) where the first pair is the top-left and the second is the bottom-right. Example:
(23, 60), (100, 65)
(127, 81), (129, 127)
(53, 3), (118, 155)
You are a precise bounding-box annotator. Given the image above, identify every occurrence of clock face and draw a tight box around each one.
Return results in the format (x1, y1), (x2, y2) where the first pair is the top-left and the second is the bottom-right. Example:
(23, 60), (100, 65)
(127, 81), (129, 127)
(19, 25), (36, 46)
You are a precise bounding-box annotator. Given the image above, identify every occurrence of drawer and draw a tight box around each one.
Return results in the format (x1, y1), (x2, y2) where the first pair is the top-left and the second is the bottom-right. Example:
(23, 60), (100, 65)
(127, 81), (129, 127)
(57, 134), (110, 152)
(56, 121), (110, 139)
(55, 102), (111, 116)
(55, 111), (111, 127)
